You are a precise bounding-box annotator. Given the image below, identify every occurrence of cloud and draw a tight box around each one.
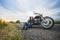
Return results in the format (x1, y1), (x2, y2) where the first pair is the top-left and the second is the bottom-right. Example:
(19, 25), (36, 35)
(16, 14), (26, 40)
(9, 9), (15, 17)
(50, 0), (60, 9)
(0, 4), (33, 22)
(0, 0), (60, 22)
(0, 5), (22, 21)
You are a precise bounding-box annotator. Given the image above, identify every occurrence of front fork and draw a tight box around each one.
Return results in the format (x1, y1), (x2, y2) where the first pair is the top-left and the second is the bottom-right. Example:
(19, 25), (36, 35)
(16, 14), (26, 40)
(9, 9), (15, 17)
(41, 16), (46, 22)
(41, 16), (49, 25)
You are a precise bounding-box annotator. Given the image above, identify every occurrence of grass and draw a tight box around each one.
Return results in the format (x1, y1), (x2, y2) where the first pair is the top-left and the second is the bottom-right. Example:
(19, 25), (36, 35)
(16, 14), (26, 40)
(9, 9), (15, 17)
(0, 23), (24, 40)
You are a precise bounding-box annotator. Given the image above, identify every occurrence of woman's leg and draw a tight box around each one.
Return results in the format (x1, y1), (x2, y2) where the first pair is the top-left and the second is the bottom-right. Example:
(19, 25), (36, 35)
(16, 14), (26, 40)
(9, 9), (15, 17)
(22, 22), (28, 30)
(29, 23), (32, 28)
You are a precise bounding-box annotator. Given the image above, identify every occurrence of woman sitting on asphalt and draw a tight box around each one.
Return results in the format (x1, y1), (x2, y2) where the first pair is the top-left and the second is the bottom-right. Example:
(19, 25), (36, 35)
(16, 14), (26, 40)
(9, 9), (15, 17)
(22, 16), (33, 30)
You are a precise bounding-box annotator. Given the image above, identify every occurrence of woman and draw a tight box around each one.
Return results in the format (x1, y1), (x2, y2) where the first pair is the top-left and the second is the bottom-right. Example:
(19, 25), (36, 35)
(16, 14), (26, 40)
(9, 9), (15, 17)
(22, 16), (33, 30)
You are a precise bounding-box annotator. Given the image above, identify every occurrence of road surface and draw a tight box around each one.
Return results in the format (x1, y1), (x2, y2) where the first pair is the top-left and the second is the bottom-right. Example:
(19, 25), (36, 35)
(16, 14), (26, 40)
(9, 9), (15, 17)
(16, 24), (60, 40)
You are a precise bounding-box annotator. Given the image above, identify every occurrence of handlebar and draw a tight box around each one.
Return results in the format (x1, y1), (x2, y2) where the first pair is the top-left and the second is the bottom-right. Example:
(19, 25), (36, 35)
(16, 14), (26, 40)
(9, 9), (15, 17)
(33, 11), (42, 16)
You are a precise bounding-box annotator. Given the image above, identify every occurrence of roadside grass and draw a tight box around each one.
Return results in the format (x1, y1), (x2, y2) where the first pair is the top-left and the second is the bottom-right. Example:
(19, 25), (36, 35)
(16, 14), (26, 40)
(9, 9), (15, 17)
(0, 23), (24, 40)
(54, 21), (60, 24)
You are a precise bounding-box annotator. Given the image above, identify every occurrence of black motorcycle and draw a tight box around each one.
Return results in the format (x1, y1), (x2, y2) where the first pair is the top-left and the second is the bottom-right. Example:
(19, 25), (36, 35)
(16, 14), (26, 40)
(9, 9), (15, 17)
(29, 12), (54, 29)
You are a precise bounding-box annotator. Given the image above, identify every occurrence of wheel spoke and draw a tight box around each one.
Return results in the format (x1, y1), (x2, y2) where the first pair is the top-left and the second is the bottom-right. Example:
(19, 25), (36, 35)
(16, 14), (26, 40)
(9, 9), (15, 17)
(41, 17), (53, 28)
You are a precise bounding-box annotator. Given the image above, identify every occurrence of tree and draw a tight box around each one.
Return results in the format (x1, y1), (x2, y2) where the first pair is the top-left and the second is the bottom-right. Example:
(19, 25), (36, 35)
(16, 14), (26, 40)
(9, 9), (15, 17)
(15, 20), (20, 23)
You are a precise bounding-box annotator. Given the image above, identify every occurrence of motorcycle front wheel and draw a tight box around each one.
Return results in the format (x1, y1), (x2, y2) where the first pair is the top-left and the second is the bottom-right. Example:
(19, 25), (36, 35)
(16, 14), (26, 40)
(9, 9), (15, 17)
(41, 16), (54, 29)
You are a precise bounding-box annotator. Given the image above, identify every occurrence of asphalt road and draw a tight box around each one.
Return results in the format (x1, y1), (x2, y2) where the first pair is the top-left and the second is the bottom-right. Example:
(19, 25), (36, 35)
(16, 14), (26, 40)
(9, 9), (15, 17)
(16, 24), (60, 40)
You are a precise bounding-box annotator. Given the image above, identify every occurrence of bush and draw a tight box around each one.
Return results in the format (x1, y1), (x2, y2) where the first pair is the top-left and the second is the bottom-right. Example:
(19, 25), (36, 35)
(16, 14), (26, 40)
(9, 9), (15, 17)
(3, 21), (8, 26)
(0, 19), (8, 27)
(15, 20), (20, 23)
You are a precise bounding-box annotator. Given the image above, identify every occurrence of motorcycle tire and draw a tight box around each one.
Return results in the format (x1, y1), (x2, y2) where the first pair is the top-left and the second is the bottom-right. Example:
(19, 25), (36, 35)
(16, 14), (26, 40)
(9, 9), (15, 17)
(41, 16), (54, 29)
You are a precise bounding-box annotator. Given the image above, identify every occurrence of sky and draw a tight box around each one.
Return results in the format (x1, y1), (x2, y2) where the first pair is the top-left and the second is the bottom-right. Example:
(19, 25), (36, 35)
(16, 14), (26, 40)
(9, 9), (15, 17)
(0, 0), (60, 22)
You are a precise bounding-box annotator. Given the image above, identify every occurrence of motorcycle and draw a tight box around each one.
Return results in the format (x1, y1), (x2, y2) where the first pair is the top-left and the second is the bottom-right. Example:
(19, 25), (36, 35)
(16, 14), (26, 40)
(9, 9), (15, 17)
(28, 12), (54, 29)
(22, 12), (54, 30)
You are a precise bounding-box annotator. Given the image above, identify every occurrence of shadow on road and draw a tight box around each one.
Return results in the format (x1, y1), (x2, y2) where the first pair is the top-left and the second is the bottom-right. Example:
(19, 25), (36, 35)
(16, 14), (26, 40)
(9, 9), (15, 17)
(28, 24), (60, 32)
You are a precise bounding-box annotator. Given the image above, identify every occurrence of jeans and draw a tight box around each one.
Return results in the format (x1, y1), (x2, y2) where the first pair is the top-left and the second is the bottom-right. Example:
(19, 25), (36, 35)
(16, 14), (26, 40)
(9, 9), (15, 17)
(24, 22), (32, 28)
